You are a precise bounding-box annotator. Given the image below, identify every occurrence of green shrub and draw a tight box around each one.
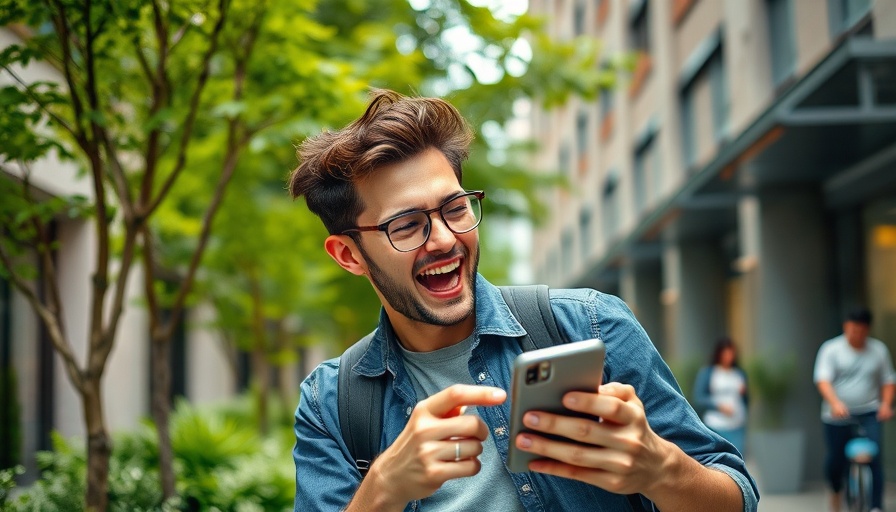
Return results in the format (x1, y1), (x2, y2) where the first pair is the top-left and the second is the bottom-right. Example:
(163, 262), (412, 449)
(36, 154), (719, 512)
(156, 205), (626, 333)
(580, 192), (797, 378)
(7, 397), (294, 511)
(1, 465), (24, 510)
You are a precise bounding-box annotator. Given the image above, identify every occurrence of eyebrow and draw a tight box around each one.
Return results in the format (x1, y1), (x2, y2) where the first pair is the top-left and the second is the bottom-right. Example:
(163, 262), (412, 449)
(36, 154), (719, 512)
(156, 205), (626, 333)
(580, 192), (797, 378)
(379, 191), (466, 223)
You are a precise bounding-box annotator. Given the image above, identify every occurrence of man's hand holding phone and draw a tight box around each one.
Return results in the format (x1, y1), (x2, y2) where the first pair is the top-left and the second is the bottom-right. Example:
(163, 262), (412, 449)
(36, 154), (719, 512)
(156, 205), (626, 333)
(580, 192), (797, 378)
(512, 381), (680, 497)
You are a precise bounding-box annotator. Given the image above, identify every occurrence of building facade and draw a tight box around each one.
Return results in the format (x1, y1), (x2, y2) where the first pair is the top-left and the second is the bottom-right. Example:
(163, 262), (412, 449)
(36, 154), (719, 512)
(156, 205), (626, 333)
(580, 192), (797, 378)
(528, 0), (896, 486)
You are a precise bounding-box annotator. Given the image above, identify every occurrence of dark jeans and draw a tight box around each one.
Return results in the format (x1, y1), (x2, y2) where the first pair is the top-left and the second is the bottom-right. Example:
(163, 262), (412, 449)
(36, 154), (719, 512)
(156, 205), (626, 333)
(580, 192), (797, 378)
(823, 412), (884, 509)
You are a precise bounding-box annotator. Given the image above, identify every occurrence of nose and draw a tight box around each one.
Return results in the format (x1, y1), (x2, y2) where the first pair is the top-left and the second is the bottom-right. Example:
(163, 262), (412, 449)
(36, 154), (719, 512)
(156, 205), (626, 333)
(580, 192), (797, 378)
(423, 212), (456, 252)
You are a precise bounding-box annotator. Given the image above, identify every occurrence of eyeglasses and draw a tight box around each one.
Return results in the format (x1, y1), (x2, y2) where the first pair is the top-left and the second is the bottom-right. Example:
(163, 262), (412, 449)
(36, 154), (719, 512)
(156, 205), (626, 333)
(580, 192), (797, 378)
(341, 191), (485, 252)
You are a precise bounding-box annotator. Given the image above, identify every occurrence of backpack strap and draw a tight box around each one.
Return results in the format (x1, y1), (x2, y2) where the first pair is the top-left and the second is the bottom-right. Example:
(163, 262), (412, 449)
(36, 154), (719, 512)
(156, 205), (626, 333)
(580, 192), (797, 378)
(499, 285), (566, 349)
(337, 331), (382, 476)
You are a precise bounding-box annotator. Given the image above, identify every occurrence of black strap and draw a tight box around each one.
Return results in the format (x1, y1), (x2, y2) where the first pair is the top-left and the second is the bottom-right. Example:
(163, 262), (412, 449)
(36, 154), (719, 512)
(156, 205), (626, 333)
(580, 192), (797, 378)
(337, 331), (382, 476)
(499, 285), (566, 349)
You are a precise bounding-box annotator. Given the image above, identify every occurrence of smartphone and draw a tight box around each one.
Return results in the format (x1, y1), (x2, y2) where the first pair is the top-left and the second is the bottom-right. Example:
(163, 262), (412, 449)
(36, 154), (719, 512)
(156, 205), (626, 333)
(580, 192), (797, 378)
(506, 338), (605, 473)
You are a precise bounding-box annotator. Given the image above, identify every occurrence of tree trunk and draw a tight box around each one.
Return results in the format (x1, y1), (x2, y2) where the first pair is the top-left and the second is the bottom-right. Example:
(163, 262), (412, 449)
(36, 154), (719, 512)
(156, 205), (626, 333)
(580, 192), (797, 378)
(249, 275), (269, 435)
(276, 320), (295, 425)
(150, 337), (176, 499)
(251, 347), (269, 435)
(83, 379), (111, 512)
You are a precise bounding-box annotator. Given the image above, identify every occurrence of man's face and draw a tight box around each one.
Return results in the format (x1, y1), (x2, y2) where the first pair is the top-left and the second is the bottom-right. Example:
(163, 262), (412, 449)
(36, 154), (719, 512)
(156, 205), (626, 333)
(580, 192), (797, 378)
(844, 320), (870, 347)
(350, 148), (480, 327)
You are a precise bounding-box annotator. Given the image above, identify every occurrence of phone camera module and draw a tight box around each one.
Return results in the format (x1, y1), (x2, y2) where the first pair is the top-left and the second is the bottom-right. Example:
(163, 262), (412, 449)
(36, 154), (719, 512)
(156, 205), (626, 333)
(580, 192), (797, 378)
(525, 366), (538, 384)
(538, 362), (551, 382)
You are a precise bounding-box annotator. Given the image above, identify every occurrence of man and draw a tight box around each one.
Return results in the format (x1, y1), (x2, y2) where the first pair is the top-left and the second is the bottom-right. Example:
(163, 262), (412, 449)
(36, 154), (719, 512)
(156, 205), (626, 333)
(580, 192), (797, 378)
(289, 89), (758, 511)
(815, 307), (895, 512)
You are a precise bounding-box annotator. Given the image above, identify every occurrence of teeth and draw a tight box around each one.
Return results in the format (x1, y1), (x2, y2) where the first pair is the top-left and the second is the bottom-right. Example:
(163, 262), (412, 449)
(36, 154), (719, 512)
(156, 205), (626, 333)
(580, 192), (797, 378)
(421, 260), (460, 276)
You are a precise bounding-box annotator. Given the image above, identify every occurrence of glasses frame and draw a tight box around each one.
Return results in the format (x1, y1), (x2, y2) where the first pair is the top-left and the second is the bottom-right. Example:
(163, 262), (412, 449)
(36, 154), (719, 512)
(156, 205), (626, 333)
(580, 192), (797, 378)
(341, 190), (485, 252)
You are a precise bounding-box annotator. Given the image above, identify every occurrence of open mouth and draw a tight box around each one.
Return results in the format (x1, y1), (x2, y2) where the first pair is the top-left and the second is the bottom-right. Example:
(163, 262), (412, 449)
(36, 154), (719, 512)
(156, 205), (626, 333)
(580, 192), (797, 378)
(416, 259), (462, 293)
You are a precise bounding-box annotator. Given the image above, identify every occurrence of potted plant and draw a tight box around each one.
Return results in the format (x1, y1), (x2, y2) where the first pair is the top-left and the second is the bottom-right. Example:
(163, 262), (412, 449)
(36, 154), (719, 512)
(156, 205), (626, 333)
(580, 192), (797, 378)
(746, 354), (805, 494)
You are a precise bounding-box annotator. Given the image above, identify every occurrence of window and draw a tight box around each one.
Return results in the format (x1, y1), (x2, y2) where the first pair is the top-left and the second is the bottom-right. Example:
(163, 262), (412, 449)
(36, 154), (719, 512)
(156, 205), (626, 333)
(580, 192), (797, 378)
(767, 0), (796, 86)
(633, 154), (646, 215)
(708, 47), (730, 140)
(679, 86), (696, 169)
(0, 276), (15, 468)
(579, 208), (592, 260)
(599, 66), (616, 140)
(678, 29), (727, 169)
(151, 308), (188, 404)
(559, 144), (572, 179)
(629, 0), (650, 53)
(576, 111), (589, 170)
(561, 228), (574, 272)
(601, 170), (619, 241)
(546, 248), (559, 282)
(830, 0), (873, 34)
(574, 0), (587, 36)
(600, 86), (615, 121)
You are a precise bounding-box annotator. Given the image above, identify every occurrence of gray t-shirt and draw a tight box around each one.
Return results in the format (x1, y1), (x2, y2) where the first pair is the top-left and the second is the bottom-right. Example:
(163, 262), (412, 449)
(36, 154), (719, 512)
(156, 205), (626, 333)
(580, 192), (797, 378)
(813, 334), (896, 423)
(400, 336), (526, 512)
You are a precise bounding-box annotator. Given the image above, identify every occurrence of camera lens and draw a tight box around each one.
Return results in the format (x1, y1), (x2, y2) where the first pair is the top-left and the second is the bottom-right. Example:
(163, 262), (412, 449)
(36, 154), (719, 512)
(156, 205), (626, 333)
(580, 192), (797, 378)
(538, 362), (551, 381)
(526, 367), (538, 384)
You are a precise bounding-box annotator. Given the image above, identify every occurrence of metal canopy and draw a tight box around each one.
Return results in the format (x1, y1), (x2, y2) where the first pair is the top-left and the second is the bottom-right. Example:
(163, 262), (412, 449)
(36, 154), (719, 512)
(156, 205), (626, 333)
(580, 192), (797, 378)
(700, 37), (896, 197)
(575, 36), (896, 285)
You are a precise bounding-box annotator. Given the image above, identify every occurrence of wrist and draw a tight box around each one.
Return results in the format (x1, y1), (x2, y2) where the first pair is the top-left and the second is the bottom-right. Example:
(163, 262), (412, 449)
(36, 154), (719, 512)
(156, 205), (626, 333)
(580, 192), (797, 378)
(348, 460), (407, 512)
(642, 437), (691, 500)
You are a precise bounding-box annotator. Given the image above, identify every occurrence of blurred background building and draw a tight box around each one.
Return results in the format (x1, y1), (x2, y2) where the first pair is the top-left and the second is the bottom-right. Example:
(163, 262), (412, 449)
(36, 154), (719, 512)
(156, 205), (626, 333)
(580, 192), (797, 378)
(527, 0), (896, 487)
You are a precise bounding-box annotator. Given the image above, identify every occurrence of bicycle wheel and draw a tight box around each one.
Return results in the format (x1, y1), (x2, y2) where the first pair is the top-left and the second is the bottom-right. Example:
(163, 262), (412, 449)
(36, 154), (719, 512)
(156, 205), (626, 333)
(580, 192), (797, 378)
(859, 465), (873, 512)
(847, 463), (872, 512)
(846, 462), (867, 512)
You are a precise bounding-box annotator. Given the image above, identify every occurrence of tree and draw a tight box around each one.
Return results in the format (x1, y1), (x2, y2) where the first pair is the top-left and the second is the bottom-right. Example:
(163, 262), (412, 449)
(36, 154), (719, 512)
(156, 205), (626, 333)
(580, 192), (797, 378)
(1, 0), (610, 509)
(0, 0), (361, 508)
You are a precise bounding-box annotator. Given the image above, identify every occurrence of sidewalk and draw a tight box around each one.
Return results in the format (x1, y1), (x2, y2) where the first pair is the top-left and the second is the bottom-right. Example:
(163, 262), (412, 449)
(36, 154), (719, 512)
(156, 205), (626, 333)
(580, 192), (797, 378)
(759, 480), (896, 511)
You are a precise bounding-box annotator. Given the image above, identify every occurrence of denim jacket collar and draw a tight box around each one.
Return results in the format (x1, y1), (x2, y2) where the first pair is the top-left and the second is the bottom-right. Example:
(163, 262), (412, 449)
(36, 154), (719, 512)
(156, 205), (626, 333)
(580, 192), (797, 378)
(348, 273), (526, 379)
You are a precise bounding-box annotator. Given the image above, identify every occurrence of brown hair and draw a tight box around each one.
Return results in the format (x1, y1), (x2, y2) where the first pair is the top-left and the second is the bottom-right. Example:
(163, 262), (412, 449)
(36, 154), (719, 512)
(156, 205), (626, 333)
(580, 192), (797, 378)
(709, 336), (740, 368)
(288, 89), (474, 234)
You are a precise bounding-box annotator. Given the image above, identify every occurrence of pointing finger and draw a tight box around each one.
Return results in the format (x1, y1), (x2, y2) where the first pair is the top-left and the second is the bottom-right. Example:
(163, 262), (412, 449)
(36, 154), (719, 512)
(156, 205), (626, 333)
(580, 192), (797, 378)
(423, 384), (507, 418)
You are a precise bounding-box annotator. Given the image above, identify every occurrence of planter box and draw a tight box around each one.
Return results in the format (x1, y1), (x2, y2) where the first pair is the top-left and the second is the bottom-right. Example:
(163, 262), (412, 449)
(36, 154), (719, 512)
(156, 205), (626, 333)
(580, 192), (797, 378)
(750, 428), (806, 494)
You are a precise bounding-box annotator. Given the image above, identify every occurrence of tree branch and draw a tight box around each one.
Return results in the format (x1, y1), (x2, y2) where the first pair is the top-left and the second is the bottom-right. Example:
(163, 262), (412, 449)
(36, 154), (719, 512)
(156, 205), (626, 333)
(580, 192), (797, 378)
(139, 0), (173, 211)
(88, 225), (140, 374)
(0, 165), (85, 392)
(139, 223), (162, 341)
(144, 0), (230, 217)
(0, 64), (80, 143)
(162, 118), (241, 341)
(45, 0), (88, 144)
(0, 245), (84, 391)
(98, 132), (135, 216)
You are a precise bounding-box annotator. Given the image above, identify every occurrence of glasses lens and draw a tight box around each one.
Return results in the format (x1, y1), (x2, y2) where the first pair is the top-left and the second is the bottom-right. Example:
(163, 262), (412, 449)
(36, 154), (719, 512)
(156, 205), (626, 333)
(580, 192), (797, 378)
(442, 194), (481, 233)
(386, 211), (429, 251)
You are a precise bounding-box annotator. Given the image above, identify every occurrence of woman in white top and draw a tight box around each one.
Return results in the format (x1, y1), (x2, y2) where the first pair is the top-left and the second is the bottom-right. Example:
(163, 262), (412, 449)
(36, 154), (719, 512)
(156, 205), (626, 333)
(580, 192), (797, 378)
(693, 337), (749, 456)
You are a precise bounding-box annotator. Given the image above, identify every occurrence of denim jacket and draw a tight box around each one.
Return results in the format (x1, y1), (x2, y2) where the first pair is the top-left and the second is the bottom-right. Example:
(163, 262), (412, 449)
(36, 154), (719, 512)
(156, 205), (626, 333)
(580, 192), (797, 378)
(293, 274), (759, 511)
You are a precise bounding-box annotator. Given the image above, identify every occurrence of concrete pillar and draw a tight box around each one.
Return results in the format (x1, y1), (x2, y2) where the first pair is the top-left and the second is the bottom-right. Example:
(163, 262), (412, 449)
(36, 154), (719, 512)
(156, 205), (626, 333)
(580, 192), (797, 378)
(621, 257), (665, 354)
(662, 238), (728, 362)
(753, 187), (836, 479)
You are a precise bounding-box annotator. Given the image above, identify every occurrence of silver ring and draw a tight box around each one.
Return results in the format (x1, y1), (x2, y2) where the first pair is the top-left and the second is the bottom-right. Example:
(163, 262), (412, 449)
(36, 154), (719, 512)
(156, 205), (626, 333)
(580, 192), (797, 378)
(454, 441), (461, 461)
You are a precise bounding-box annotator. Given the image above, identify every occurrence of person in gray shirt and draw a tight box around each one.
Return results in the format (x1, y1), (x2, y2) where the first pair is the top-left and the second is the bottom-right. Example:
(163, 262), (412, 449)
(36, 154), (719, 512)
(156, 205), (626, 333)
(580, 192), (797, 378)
(814, 307), (895, 512)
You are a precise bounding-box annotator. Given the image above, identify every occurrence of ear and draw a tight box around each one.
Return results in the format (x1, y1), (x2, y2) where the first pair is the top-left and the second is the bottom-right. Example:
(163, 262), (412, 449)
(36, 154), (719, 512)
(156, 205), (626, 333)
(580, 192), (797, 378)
(324, 234), (367, 276)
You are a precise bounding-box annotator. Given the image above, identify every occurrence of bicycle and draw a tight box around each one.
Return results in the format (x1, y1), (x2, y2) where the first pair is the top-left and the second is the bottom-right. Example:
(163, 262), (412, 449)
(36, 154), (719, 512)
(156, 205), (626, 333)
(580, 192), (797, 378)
(844, 419), (879, 512)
